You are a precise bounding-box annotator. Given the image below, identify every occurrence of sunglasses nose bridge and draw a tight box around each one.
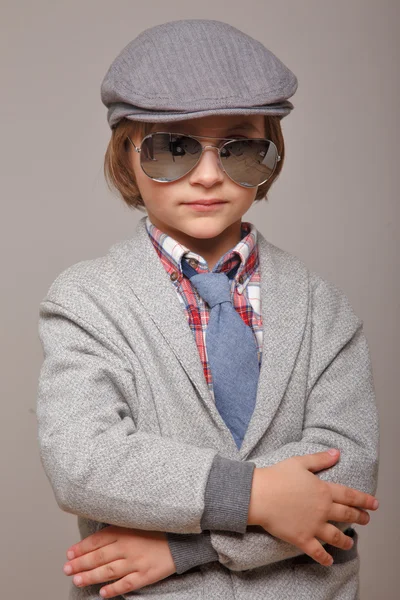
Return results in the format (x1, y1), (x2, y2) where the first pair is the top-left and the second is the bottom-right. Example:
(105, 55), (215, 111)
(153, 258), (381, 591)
(201, 144), (220, 151)
(196, 143), (224, 169)
(193, 145), (227, 182)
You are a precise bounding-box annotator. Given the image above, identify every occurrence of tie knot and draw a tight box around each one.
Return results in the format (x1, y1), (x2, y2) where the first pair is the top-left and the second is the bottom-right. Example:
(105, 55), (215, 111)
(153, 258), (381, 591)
(190, 272), (232, 308)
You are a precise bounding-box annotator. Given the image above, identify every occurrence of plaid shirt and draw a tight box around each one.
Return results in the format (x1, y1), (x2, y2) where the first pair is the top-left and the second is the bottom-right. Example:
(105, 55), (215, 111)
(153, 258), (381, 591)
(145, 216), (263, 394)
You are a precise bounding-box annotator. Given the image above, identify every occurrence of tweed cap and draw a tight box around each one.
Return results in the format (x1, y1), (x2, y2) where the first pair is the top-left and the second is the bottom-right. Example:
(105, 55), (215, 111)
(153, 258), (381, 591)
(101, 19), (298, 129)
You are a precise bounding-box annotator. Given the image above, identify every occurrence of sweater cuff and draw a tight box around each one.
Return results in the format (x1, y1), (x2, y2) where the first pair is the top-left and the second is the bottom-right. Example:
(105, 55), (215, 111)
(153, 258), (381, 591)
(200, 454), (256, 533)
(167, 531), (219, 574)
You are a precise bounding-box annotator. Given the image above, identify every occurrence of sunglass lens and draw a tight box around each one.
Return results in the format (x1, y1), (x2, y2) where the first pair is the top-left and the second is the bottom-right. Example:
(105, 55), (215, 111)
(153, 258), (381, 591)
(221, 139), (278, 187)
(140, 133), (202, 181)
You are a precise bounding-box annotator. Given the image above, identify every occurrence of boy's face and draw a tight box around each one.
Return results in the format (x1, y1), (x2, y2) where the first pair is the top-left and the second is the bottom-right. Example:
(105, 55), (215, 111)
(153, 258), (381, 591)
(128, 114), (265, 247)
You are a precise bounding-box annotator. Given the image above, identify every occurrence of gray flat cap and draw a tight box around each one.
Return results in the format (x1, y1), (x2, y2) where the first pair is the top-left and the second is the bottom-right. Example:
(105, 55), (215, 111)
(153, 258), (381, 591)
(101, 19), (298, 129)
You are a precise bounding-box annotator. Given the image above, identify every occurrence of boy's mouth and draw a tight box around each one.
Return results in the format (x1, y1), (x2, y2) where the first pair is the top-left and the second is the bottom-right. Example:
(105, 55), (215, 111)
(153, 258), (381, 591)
(185, 200), (227, 212)
(186, 199), (227, 206)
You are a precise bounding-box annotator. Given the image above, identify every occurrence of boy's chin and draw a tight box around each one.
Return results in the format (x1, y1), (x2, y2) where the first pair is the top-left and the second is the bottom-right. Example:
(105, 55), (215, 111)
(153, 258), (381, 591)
(180, 218), (238, 240)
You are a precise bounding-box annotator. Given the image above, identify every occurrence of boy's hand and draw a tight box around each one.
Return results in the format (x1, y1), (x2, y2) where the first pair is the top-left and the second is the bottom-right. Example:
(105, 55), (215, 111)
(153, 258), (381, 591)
(248, 449), (379, 567)
(63, 526), (176, 598)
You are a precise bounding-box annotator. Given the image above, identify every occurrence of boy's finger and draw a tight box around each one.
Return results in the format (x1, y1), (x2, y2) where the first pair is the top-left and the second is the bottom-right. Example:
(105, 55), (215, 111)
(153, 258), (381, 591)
(300, 538), (333, 567)
(297, 449), (340, 473)
(327, 482), (379, 511)
(66, 527), (118, 560)
(99, 572), (152, 598)
(64, 544), (120, 576)
(328, 503), (370, 525)
(70, 559), (129, 590)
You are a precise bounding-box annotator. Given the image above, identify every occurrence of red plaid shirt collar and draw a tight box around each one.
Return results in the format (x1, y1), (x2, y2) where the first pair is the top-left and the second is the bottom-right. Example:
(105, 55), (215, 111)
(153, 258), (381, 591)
(145, 216), (259, 290)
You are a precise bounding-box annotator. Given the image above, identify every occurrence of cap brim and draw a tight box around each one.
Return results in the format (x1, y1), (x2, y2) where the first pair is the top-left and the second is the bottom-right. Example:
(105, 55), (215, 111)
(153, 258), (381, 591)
(108, 102), (294, 128)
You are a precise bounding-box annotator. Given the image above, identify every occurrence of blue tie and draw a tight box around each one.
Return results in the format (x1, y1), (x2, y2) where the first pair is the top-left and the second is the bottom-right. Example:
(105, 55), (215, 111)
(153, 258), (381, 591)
(181, 258), (259, 449)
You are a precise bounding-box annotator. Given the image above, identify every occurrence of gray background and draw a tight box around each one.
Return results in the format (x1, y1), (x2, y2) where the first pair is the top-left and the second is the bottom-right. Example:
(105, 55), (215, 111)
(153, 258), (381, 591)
(1, 1), (398, 598)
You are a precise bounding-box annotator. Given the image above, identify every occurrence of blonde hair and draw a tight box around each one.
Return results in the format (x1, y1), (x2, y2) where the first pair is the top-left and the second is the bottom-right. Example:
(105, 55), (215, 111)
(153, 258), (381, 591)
(104, 116), (285, 210)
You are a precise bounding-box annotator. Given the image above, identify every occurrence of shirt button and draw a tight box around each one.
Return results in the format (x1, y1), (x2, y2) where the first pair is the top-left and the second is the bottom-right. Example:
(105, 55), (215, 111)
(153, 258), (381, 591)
(188, 258), (199, 268)
(238, 274), (245, 284)
(170, 271), (179, 281)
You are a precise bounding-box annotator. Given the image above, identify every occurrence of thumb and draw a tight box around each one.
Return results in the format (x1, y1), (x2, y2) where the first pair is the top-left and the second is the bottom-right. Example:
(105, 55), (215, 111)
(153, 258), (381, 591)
(298, 449), (340, 473)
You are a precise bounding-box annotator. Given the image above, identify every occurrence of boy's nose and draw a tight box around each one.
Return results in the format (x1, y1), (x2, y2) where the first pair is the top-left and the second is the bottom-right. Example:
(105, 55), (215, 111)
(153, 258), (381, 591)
(188, 146), (225, 187)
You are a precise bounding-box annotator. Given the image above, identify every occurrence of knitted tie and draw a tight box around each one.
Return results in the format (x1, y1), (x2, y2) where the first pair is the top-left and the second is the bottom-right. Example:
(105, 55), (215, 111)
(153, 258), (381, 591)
(181, 258), (259, 449)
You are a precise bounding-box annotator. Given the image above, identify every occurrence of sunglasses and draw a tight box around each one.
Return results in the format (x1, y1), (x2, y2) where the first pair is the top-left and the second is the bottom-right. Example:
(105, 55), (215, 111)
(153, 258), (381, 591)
(127, 132), (281, 188)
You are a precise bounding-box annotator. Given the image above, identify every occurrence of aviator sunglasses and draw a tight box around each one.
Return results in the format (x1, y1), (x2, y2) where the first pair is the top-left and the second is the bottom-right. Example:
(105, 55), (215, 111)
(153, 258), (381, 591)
(127, 132), (281, 188)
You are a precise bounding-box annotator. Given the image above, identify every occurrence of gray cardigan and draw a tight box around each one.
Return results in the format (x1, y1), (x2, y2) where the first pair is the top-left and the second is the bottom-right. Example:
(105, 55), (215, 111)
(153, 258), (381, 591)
(36, 216), (379, 599)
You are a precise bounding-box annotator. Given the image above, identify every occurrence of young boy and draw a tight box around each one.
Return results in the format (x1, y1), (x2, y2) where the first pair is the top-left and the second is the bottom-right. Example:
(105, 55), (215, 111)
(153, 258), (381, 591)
(36, 19), (379, 600)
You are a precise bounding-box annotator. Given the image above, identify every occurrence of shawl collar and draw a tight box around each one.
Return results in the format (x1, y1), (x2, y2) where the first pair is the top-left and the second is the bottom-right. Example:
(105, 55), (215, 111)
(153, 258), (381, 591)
(108, 217), (309, 458)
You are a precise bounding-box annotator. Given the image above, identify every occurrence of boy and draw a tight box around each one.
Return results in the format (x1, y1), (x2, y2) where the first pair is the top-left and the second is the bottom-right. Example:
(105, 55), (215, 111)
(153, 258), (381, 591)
(36, 19), (379, 599)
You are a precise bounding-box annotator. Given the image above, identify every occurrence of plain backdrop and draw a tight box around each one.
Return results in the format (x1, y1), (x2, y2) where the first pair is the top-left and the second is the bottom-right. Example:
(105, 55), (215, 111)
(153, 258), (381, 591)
(1, 1), (398, 598)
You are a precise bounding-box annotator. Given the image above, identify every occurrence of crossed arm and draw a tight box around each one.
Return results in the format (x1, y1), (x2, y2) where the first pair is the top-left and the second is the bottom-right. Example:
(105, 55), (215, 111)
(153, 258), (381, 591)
(167, 275), (379, 571)
(186, 327), (378, 571)
(36, 273), (379, 575)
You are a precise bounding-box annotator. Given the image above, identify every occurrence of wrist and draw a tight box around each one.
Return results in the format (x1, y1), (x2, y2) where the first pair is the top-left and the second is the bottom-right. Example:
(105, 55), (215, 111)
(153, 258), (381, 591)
(248, 467), (264, 526)
(248, 466), (274, 528)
